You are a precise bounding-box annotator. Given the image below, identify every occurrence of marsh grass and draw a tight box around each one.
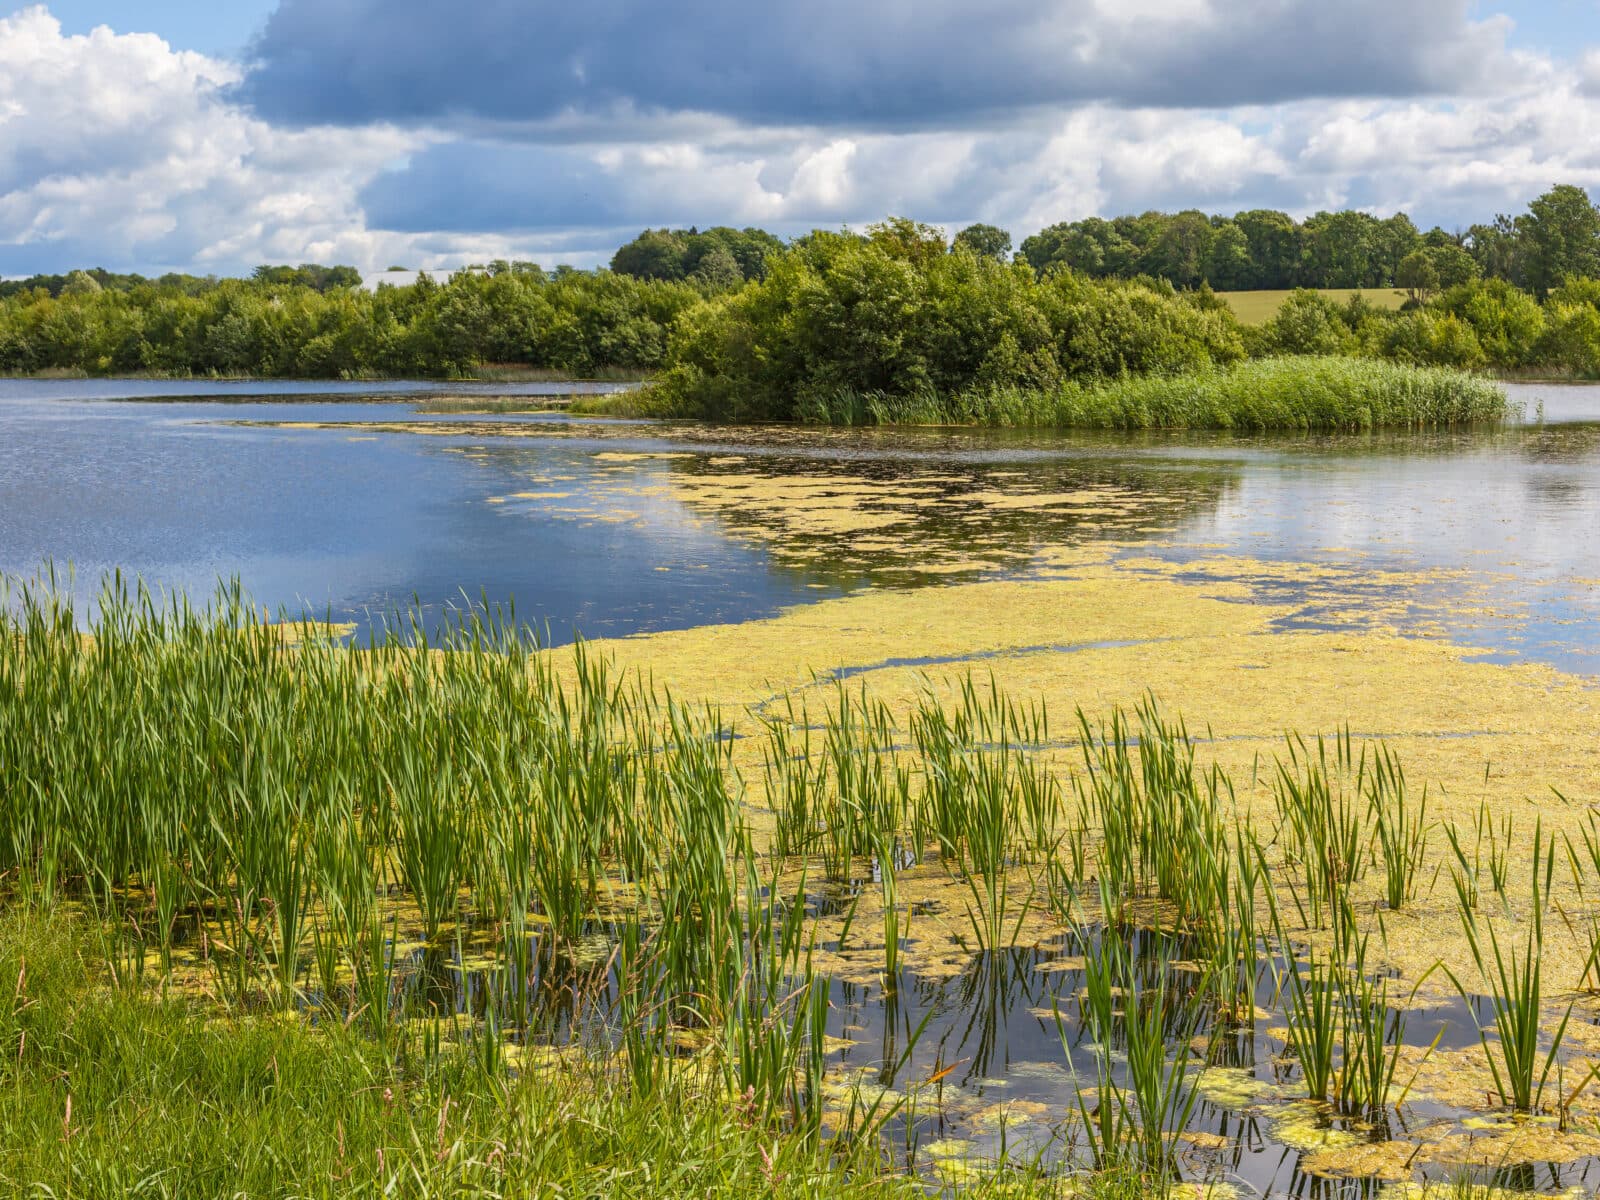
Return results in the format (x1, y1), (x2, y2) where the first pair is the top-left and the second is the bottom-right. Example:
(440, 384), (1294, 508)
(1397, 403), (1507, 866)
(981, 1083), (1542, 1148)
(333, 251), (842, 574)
(1446, 800), (1516, 908)
(1448, 822), (1580, 1113)
(1562, 805), (1600, 993)
(800, 358), (1515, 431)
(1271, 893), (1434, 1118)
(5, 574), (1598, 1195)
(1067, 888), (1210, 1194)
(1368, 745), (1430, 911)
(1273, 731), (1368, 930)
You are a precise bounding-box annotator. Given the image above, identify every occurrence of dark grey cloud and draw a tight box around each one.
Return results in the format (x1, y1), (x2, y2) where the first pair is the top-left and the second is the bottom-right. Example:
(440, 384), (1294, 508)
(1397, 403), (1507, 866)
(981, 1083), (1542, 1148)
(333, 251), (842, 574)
(241, 0), (1507, 131)
(360, 143), (634, 232)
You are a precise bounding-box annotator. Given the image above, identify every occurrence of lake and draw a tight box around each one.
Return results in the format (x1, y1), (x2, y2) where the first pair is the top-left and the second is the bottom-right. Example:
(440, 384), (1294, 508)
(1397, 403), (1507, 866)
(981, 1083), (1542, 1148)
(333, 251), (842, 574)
(7, 375), (1600, 1195)
(1, 378), (1596, 675)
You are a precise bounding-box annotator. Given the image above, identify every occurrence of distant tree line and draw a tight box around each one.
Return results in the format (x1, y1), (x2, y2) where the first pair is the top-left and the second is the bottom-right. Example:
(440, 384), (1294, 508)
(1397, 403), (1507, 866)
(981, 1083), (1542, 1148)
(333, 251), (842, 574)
(8, 185), (1600, 385)
(249, 264), (364, 291)
(606, 186), (1600, 302)
(0, 268), (220, 301)
(0, 263), (369, 302)
(1014, 185), (1600, 299)
(0, 268), (709, 378)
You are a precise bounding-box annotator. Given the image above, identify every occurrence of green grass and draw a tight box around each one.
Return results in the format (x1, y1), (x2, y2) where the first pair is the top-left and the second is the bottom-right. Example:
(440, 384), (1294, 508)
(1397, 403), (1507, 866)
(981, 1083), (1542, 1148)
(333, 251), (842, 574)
(777, 358), (1513, 432)
(589, 354), (1514, 432)
(1448, 821), (1578, 1113)
(566, 388), (685, 418)
(774, 356), (1510, 432)
(0, 911), (964, 1200)
(2, 574), (1594, 1194)
(1218, 288), (1408, 326)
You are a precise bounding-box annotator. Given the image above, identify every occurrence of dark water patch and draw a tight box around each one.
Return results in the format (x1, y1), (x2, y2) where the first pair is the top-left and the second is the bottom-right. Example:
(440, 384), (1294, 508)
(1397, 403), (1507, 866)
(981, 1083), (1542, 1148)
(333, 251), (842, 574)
(369, 916), (1600, 1197)
(821, 641), (1173, 682)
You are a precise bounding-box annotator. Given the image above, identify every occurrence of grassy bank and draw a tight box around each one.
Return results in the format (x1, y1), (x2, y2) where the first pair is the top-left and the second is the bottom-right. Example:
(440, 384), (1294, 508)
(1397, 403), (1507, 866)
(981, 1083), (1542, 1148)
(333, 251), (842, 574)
(2, 911), (1015, 1199)
(790, 357), (1515, 431)
(1, 579), (1597, 1195)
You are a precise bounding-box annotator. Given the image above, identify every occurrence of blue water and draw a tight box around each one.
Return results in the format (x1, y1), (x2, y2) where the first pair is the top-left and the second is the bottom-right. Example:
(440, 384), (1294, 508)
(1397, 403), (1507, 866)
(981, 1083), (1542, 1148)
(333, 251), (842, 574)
(0, 381), (823, 642)
(1, 378), (1597, 668)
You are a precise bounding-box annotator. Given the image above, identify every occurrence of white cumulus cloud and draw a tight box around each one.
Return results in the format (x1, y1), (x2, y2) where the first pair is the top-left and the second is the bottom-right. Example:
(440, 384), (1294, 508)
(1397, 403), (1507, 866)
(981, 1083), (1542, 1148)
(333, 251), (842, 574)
(0, 7), (593, 275)
(6, 3), (1600, 276)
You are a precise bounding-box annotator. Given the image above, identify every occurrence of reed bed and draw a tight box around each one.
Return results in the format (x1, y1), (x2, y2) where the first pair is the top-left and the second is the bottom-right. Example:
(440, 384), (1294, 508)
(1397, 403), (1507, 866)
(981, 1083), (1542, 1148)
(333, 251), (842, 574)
(801, 357), (1515, 431)
(0, 576), (1595, 1197)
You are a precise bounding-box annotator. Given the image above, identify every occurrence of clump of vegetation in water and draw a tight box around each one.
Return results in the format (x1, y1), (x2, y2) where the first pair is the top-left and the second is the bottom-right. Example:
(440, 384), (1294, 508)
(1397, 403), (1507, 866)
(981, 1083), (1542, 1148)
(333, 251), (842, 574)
(1, 575), (1597, 1198)
(792, 357), (1515, 431)
(640, 220), (1512, 428)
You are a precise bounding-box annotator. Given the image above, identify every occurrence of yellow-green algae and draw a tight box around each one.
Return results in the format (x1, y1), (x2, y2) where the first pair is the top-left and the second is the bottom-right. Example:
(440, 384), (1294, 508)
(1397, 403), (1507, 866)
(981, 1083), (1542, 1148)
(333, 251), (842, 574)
(571, 545), (1600, 1054)
(46, 423), (1600, 1187)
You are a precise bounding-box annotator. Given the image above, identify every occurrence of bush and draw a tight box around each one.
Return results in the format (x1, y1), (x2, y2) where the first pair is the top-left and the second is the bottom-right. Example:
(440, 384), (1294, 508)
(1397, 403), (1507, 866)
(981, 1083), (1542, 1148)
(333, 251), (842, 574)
(651, 222), (1248, 421)
(1434, 278), (1546, 369)
(1376, 311), (1487, 369)
(1250, 290), (1359, 356)
(1537, 302), (1600, 377)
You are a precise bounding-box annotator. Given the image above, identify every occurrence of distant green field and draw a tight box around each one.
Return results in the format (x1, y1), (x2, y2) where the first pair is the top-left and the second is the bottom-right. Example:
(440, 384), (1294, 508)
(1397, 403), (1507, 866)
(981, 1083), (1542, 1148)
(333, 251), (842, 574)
(1218, 288), (1407, 325)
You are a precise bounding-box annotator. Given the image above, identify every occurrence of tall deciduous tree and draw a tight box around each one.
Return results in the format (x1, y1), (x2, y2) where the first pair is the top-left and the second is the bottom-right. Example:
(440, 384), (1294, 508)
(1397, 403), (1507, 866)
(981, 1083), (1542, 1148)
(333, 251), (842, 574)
(1522, 185), (1600, 297)
(1396, 250), (1440, 304)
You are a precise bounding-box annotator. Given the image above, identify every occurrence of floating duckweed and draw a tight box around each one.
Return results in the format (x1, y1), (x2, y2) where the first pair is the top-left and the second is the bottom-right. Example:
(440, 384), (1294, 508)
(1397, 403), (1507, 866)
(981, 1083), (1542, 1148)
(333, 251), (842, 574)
(1193, 1067), (1276, 1109)
(1264, 1102), (1361, 1152)
(1300, 1139), (1418, 1181)
(971, 1100), (1052, 1128)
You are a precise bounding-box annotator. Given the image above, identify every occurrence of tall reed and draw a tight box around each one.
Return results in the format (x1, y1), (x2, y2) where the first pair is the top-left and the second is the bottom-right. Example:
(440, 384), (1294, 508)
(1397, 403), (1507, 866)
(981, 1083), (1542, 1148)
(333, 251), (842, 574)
(1449, 822), (1574, 1112)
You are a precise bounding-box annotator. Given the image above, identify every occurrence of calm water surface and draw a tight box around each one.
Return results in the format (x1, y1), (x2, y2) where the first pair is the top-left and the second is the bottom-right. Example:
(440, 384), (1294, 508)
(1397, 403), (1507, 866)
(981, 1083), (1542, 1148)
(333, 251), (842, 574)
(0, 379), (1597, 670)
(7, 376), (1600, 1194)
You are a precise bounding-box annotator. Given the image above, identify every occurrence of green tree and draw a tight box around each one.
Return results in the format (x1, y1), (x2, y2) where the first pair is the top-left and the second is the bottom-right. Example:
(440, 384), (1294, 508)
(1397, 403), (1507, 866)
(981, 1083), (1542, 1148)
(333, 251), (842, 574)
(1253, 290), (1357, 355)
(1204, 222), (1254, 291)
(1380, 311), (1485, 368)
(1396, 251), (1441, 304)
(691, 245), (744, 291)
(1019, 218), (1136, 278)
(867, 217), (949, 267)
(723, 228), (786, 281)
(1375, 214), (1422, 284)
(60, 270), (103, 297)
(952, 223), (1013, 262)
(1303, 211), (1380, 287)
(611, 229), (691, 280)
(1427, 243), (1480, 289)
(1466, 215), (1525, 285)
(1436, 278), (1546, 367)
(1522, 184), (1600, 297)
(1141, 211), (1214, 289)
(1233, 210), (1300, 288)
(612, 226), (782, 283)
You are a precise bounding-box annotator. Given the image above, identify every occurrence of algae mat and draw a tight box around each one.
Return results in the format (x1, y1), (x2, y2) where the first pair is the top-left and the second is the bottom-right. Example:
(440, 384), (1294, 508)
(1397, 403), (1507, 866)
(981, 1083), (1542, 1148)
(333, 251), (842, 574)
(587, 544), (1600, 989)
(593, 545), (1596, 800)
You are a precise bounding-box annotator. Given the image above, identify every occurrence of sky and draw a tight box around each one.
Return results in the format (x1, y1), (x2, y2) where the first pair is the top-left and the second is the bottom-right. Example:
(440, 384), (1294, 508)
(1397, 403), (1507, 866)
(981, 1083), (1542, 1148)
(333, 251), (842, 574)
(6, 1), (1600, 278)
